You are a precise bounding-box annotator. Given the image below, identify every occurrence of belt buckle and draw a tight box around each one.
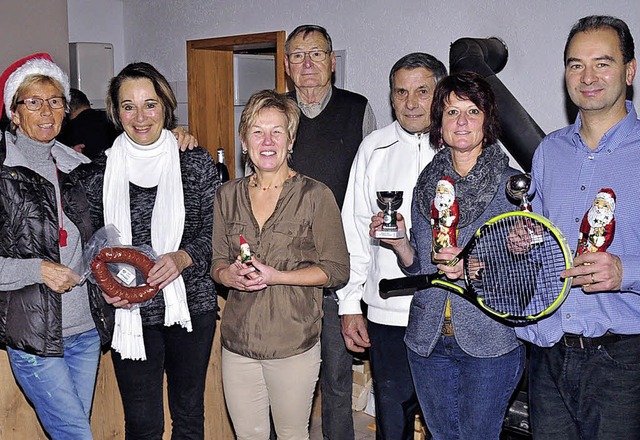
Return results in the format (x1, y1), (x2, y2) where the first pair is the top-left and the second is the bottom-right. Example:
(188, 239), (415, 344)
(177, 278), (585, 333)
(562, 334), (585, 349)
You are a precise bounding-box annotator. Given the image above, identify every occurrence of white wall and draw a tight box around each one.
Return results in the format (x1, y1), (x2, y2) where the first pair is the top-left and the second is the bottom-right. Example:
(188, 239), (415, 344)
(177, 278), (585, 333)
(67, 0), (126, 72)
(67, 0), (640, 134)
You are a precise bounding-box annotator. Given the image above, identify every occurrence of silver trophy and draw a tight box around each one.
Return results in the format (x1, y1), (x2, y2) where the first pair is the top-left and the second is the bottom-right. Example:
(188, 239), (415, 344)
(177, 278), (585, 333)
(507, 173), (532, 211)
(507, 173), (543, 244)
(375, 191), (405, 239)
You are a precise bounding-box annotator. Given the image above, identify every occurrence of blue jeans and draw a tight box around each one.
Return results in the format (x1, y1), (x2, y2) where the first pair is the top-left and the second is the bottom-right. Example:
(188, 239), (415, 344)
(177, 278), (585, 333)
(7, 328), (101, 440)
(112, 311), (216, 440)
(529, 335), (640, 439)
(320, 293), (355, 440)
(408, 336), (524, 440)
(368, 321), (420, 440)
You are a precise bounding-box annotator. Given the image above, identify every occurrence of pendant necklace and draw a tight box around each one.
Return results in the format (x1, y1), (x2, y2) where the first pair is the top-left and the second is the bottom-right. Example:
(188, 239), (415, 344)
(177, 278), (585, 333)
(250, 173), (294, 191)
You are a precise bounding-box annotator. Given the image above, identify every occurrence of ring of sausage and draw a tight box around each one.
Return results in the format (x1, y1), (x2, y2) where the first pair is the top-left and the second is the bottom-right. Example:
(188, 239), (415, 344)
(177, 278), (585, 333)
(91, 247), (159, 303)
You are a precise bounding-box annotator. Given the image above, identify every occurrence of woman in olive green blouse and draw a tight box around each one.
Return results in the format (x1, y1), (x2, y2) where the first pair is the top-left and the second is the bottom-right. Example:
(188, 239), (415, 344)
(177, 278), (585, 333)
(211, 90), (350, 440)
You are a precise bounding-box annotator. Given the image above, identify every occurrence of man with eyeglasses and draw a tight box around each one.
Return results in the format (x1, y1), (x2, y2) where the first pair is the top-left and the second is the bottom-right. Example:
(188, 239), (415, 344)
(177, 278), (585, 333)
(284, 24), (376, 440)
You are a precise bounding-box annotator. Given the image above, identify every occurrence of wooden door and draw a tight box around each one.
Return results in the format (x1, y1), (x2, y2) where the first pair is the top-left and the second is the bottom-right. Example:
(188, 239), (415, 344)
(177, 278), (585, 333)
(186, 31), (287, 179)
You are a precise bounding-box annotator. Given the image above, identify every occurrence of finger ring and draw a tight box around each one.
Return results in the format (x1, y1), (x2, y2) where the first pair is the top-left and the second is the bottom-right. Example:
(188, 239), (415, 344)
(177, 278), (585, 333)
(590, 273), (596, 284)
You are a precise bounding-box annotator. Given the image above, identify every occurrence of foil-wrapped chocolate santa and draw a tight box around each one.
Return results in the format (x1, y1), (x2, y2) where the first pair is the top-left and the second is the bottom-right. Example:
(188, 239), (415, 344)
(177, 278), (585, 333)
(431, 176), (459, 260)
(240, 235), (252, 263)
(576, 188), (616, 255)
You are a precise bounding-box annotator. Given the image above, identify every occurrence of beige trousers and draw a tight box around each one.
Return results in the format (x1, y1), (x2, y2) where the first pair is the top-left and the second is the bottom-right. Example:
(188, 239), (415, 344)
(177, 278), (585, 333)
(222, 342), (321, 440)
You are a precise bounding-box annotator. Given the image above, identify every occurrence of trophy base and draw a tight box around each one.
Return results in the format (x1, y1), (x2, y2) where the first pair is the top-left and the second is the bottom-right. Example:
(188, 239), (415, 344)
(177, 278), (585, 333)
(375, 230), (405, 239)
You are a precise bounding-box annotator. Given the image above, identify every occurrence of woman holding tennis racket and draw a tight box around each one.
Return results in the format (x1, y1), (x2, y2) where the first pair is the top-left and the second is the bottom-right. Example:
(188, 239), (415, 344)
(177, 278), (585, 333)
(372, 71), (525, 440)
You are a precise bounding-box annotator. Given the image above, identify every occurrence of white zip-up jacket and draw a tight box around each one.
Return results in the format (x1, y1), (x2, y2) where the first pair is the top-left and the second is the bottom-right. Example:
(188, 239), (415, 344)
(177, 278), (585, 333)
(337, 121), (436, 326)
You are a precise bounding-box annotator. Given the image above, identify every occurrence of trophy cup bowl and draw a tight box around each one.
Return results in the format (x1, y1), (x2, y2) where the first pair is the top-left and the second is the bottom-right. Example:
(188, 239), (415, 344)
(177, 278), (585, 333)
(375, 191), (405, 239)
(507, 173), (532, 210)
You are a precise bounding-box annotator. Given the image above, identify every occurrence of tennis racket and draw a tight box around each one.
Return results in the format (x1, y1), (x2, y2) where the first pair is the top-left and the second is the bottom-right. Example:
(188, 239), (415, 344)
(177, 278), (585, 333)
(379, 211), (573, 323)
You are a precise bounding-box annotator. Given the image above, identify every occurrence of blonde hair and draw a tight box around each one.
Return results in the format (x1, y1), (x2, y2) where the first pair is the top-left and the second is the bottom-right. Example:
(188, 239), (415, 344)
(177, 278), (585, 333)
(238, 90), (299, 170)
(238, 90), (299, 145)
(9, 74), (66, 133)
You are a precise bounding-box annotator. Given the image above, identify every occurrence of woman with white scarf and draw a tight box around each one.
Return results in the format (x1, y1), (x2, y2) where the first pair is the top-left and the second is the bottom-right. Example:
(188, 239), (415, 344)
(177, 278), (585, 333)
(84, 62), (220, 439)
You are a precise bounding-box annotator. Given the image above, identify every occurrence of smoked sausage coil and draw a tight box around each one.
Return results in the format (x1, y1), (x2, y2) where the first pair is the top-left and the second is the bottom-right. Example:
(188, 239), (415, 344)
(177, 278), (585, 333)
(91, 247), (159, 303)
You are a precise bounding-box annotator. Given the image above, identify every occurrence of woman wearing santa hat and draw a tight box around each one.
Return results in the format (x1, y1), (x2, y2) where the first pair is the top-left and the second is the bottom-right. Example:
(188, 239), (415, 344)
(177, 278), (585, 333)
(372, 72), (525, 440)
(0, 53), (114, 439)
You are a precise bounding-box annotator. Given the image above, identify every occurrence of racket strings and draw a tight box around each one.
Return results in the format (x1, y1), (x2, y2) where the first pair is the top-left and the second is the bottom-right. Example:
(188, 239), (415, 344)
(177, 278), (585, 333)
(466, 216), (568, 318)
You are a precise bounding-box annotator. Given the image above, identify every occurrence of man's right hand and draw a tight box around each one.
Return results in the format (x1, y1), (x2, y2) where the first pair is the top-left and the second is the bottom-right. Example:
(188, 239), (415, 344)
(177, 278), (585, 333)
(172, 127), (198, 151)
(341, 314), (371, 353)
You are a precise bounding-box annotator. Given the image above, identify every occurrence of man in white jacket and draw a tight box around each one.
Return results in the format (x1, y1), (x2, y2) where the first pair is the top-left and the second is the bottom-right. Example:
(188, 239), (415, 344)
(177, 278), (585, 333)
(337, 53), (447, 439)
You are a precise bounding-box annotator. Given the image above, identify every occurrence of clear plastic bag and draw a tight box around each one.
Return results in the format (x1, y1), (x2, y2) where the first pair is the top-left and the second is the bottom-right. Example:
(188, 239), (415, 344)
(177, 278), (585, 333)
(77, 224), (158, 305)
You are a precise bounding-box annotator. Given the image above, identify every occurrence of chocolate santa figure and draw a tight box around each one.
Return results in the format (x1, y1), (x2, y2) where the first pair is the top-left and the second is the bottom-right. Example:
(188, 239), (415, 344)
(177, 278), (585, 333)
(576, 188), (616, 255)
(431, 176), (459, 260)
(239, 235), (252, 263)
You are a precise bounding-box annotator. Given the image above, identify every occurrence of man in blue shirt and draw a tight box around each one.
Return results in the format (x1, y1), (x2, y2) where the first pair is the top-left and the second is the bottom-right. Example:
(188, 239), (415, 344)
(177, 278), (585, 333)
(516, 15), (640, 439)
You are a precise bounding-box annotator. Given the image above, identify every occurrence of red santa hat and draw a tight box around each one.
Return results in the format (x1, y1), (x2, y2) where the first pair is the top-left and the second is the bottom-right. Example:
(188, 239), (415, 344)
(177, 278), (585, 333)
(1, 53), (70, 119)
(595, 188), (616, 212)
(437, 176), (456, 195)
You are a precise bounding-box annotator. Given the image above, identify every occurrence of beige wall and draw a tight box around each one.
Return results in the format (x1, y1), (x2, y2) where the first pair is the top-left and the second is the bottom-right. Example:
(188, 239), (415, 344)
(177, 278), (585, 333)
(0, 0), (69, 74)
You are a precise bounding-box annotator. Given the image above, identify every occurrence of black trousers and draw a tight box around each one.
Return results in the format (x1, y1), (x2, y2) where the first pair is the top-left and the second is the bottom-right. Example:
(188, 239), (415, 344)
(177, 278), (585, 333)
(368, 321), (421, 440)
(112, 311), (217, 440)
(320, 293), (355, 440)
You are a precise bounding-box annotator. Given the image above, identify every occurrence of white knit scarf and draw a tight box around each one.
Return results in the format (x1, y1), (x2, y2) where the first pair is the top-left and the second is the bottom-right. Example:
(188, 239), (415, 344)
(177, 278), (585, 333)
(103, 129), (192, 360)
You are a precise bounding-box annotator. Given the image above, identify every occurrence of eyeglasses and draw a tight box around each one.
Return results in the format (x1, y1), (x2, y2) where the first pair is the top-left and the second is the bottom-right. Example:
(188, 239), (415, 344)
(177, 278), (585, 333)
(17, 96), (66, 111)
(287, 50), (329, 64)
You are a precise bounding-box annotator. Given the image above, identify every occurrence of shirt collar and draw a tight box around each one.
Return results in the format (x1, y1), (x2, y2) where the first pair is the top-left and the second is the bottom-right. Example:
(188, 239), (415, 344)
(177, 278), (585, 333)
(572, 100), (637, 153)
(394, 120), (429, 143)
(297, 87), (333, 118)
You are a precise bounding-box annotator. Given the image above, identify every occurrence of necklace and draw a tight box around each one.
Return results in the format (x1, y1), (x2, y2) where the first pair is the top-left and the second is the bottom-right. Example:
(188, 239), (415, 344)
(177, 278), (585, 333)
(250, 173), (294, 191)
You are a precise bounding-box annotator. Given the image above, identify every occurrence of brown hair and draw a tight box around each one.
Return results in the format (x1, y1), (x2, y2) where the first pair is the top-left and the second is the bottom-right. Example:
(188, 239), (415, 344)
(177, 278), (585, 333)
(428, 71), (500, 149)
(106, 62), (176, 131)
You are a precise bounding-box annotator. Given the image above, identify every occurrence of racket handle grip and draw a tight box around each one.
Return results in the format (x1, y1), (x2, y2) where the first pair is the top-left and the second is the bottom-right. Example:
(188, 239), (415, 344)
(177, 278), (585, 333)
(379, 275), (429, 299)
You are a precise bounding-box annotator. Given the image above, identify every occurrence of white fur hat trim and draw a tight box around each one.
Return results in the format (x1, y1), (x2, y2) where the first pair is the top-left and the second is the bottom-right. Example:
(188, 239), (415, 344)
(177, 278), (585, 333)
(3, 56), (70, 119)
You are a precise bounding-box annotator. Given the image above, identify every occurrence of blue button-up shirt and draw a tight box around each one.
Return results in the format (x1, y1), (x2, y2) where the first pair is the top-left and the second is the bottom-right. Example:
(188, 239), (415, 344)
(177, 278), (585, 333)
(516, 101), (640, 347)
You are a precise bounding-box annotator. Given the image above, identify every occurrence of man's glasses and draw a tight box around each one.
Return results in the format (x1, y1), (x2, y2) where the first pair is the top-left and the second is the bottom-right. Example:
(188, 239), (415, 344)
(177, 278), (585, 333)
(287, 50), (329, 64)
(17, 97), (66, 111)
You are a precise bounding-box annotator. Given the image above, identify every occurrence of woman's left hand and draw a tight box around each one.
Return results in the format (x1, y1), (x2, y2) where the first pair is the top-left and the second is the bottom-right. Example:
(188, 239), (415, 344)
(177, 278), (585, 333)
(435, 247), (464, 280)
(147, 250), (192, 289)
(248, 257), (280, 286)
(217, 258), (267, 291)
(101, 292), (131, 309)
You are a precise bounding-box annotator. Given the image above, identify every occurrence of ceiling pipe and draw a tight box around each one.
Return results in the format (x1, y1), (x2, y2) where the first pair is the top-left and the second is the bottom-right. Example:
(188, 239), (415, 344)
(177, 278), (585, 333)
(449, 37), (545, 172)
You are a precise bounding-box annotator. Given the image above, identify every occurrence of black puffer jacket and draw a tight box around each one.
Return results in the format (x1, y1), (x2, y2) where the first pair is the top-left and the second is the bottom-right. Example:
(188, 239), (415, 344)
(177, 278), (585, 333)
(0, 132), (113, 356)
